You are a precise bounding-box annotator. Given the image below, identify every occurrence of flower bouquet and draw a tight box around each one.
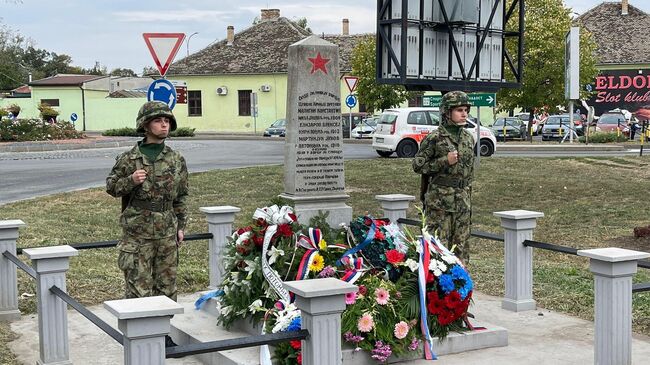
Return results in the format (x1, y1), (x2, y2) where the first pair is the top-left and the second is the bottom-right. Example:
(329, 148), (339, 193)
(208, 205), (475, 364)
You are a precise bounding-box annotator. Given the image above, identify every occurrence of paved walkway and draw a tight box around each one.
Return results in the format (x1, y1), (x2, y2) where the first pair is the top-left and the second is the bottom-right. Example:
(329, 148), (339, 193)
(7, 291), (650, 364)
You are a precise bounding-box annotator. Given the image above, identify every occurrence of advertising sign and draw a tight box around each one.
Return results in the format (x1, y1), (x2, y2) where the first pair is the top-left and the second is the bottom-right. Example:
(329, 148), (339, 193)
(587, 69), (650, 117)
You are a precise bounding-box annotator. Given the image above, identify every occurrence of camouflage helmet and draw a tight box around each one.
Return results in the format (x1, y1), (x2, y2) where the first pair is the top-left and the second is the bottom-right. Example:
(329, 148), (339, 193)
(136, 101), (177, 133)
(440, 91), (471, 115)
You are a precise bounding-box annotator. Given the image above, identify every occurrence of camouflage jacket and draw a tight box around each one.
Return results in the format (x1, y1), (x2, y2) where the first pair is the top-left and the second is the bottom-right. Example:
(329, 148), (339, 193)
(412, 119), (475, 212)
(106, 142), (189, 239)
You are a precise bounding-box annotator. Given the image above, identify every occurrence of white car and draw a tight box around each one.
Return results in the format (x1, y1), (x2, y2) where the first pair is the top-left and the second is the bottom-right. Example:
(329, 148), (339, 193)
(351, 117), (377, 139)
(372, 107), (497, 158)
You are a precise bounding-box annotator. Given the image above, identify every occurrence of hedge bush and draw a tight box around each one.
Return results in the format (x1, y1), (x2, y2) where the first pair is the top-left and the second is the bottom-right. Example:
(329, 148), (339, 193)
(578, 132), (629, 143)
(0, 118), (84, 142)
(102, 126), (195, 137)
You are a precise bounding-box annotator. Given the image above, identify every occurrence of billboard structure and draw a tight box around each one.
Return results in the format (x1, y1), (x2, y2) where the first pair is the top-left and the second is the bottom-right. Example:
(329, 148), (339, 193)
(376, 0), (524, 91)
(564, 27), (580, 100)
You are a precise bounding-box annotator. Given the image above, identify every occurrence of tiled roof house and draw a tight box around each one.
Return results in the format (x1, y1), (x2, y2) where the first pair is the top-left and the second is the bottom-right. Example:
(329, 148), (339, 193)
(165, 9), (368, 132)
(575, 1), (650, 66)
(575, 1), (650, 116)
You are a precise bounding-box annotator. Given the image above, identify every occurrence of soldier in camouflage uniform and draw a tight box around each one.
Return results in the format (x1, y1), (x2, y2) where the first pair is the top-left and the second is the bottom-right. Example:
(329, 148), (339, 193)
(106, 101), (189, 302)
(413, 91), (475, 263)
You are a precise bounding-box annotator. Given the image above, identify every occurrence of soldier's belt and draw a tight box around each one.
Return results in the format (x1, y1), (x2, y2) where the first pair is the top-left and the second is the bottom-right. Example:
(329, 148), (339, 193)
(431, 176), (468, 189)
(130, 199), (173, 212)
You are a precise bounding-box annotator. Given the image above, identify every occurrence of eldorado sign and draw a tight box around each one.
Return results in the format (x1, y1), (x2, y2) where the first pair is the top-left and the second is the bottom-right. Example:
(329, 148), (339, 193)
(589, 69), (650, 116)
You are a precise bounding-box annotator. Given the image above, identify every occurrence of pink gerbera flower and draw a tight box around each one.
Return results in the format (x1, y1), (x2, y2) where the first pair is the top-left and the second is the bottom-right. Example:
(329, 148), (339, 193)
(375, 288), (390, 305)
(393, 321), (409, 339)
(358, 313), (375, 332)
(345, 291), (357, 305)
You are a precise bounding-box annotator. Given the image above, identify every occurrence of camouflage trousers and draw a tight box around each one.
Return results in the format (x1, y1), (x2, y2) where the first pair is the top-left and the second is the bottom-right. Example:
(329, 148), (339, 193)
(425, 208), (471, 264)
(117, 234), (178, 301)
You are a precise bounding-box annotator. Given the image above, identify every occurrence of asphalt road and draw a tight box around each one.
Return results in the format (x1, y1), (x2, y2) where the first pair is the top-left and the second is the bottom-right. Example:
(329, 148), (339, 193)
(0, 139), (377, 206)
(0, 139), (640, 206)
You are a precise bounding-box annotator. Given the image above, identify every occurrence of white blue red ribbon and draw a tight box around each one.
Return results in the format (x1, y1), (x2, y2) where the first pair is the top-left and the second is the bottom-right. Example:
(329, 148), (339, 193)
(340, 255), (364, 284)
(337, 222), (376, 266)
(418, 236), (437, 360)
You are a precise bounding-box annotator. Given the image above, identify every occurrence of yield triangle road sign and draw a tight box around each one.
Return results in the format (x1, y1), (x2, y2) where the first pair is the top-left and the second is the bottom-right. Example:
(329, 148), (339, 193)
(344, 76), (359, 93)
(143, 33), (186, 77)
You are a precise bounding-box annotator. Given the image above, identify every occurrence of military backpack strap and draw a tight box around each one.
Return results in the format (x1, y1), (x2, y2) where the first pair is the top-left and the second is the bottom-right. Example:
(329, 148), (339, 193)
(420, 174), (430, 210)
(121, 157), (144, 212)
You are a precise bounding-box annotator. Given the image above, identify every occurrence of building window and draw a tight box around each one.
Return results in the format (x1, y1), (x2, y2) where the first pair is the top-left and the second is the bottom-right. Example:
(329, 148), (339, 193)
(188, 90), (202, 116)
(238, 90), (252, 116)
(40, 99), (60, 107)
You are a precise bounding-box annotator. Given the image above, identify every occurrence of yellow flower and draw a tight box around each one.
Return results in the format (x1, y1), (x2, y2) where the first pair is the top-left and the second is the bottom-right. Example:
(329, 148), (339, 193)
(318, 239), (327, 251)
(309, 253), (325, 272)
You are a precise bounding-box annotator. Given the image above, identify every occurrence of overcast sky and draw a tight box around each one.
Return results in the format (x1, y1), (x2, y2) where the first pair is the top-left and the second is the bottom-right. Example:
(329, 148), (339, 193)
(2, 1), (648, 75)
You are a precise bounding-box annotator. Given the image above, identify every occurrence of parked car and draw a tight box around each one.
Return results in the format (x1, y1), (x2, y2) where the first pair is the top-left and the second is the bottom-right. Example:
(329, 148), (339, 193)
(491, 117), (527, 141)
(596, 111), (627, 133)
(541, 115), (583, 140)
(516, 112), (545, 135)
(341, 113), (368, 138)
(372, 107), (497, 158)
(351, 117), (377, 139)
(263, 118), (286, 137)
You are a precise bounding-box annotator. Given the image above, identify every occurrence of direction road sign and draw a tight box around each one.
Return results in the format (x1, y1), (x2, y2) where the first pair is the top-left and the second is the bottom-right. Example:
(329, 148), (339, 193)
(344, 76), (359, 93)
(422, 93), (496, 108)
(345, 94), (358, 108)
(70, 113), (78, 122)
(147, 79), (177, 110)
(143, 33), (186, 77)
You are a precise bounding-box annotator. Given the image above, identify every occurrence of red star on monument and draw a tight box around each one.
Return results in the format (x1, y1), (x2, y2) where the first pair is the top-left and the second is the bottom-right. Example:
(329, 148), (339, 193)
(308, 52), (330, 74)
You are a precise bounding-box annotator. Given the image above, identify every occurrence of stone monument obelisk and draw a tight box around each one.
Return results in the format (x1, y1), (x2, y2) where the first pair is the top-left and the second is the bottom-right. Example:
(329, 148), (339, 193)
(280, 35), (352, 227)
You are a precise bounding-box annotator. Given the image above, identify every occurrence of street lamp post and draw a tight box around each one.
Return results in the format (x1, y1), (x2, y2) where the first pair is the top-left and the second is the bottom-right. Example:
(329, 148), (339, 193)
(187, 32), (199, 57)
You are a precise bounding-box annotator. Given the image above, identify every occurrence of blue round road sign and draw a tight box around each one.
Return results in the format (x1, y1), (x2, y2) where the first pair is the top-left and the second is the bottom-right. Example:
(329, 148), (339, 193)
(70, 113), (78, 122)
(345, 94), (357, 108)
(147, 79), (177, 110)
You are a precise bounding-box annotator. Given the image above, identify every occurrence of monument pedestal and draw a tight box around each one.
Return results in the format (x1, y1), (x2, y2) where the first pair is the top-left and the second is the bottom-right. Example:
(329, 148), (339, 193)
(279, 193), (352, 227)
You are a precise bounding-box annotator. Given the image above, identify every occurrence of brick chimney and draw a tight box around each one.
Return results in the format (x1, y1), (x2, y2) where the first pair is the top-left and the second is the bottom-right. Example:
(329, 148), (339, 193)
(261, 9), (280, 22)
(226, 26), (234, 45)
(342, 19), (350, 35)
(622, 0), (629, 15)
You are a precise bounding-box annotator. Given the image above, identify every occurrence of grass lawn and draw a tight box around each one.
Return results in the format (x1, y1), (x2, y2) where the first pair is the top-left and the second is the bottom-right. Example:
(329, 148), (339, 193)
(1, 155), (650, 363)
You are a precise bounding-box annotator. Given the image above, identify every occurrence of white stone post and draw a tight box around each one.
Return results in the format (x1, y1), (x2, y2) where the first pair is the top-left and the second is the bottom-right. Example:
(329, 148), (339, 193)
(577, 248), (650, 365)
(105, 295), (183, 365)
(375, 194), (415, 226)
(24, 245), (78, 365)
(200, 206), (241, 288)
(0, 220), (26, 321)
(283, 278), (357, 365)
(493, 210), (544, 312)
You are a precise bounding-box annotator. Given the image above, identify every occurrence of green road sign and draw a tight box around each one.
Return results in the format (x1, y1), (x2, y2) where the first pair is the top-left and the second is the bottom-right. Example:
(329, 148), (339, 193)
(422, 93), (496, 107)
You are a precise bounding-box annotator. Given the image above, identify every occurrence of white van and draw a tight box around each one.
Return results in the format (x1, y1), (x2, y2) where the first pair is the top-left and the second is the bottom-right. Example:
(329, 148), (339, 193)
(372, 107), (497, 158)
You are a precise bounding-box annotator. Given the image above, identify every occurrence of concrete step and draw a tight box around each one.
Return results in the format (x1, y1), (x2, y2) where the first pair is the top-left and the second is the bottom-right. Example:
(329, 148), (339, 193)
(173, 292), (508, 365)
(172, 294), (263, 365)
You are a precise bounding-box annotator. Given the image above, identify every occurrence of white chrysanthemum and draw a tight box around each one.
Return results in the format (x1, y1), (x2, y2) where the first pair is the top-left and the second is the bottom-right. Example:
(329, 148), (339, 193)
(405, 259), (419, 272)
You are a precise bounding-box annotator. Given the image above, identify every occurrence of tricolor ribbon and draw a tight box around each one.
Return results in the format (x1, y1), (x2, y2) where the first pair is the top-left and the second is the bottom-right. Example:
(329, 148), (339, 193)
(418, 236), (437, 360)
(336, 221), (377, 266)
(339, 255), (364, 283)
(295, 228), (346, 281)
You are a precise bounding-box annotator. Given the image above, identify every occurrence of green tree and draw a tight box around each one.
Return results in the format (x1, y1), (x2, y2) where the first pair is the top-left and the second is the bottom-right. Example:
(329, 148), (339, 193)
(110, 68), (137, 77)
(497, 0), (598, 119)
(350, 35), (411, 113)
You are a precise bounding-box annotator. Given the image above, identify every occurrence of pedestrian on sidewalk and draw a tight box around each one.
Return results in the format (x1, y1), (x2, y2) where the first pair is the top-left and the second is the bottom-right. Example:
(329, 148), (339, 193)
(413, 91), (475, 263)
(106, 101), (189, 303)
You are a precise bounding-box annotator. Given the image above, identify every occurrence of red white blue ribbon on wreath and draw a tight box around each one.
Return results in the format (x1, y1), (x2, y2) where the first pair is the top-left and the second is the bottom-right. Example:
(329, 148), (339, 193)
(339, 255), (364, 284)
(336, 222), (376, 266)
(418, 236), (437, 360)
(295, 228), (324, 281)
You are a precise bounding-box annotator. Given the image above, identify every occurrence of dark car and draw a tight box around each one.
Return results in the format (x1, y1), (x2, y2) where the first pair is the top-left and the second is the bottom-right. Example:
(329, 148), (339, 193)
(263, 119), (286, 137)
(491, 117), (527, 141)
(541, 115), (583, 140)
(341, 113), (368, 138)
